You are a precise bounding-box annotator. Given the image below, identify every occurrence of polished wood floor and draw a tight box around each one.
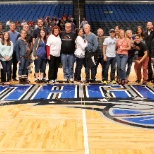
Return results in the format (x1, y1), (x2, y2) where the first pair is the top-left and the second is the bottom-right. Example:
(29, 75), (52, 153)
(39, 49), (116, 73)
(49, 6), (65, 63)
(0, 64), (154, 154)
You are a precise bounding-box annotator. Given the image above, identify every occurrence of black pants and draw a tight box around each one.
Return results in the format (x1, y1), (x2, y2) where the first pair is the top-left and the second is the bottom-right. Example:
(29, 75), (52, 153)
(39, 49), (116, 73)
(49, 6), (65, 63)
(12, 52), (18, 79)
(48, 55), (60, 80)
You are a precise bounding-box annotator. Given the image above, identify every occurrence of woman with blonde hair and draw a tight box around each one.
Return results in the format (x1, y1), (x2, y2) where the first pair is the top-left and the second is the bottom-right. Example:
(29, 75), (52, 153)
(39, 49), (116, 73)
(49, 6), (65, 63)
(116, 29), (131, 85)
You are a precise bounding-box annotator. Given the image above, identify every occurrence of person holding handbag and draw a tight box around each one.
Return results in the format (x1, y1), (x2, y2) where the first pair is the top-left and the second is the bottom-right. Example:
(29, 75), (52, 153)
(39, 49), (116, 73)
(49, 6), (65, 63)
(74, 28), (88, 82)
(33, 29), (47, 83)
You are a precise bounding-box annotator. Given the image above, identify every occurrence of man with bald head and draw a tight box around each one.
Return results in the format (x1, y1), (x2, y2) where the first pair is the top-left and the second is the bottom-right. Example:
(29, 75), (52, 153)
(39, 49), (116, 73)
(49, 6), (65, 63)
(144, 21), (154, 82)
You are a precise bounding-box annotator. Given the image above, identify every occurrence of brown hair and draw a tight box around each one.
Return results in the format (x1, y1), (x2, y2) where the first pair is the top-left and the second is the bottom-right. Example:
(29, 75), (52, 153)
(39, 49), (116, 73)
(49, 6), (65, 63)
(51, 25), (61, 35)
(1, 32), (11, 46)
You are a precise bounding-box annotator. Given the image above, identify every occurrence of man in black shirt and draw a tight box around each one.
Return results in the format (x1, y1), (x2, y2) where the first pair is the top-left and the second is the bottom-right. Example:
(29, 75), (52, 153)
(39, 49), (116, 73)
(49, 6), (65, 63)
(134, 34), (149, 84)
(32, 18), (49, 44)
(60, 22), (76, 82)
(144, 22), (154, 82)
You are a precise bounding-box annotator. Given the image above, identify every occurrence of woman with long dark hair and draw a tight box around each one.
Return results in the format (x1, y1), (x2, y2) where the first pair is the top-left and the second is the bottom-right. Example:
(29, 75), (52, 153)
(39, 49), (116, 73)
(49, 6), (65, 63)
(0, 32), (13, 84)
(33, 29), (47, 83)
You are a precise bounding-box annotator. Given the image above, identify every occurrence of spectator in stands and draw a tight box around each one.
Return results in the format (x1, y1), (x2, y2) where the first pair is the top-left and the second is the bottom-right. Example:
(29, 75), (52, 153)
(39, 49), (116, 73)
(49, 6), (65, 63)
(21, 20), (27, 26)
(60, 22), (76, 82)
(0, 32), (13, 85)
(103, 29), (117, 84)
(28, 20), (34, 27)
(59, 18), (65, 31)
(33, 18), (49, 44)
(134, 34), (149, 84)
(46, 26), (61, 83)
(33, 29), (47, 83)
(74, 28), (88, 82)
(15, 30), (31, 83)
(15, 21), (21, 27)
(125, 30), (135, 83)
(114, 26), (120, 39)
(8, 22), (19, 81)
(80, 17), (88, 28)
(136, 26), (144, 41)
(96, 28), (105, 81)
(144, 22), (154, 82)
(0, 23), (3, 33)
(116, 29), (131, 85)
(0, 32), (3, 40)
(83, 24), (98, 83)
(6, 19), (11, 26)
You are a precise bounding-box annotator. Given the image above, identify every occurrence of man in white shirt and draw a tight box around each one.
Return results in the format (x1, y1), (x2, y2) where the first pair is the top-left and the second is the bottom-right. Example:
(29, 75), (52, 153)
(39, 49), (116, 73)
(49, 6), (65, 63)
(103, 29), (117, 84)
(80, 17), (88, 28)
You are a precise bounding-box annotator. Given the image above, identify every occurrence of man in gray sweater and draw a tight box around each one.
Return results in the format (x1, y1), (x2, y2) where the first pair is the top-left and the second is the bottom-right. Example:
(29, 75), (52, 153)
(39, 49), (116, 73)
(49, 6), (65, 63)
(84, 24), (98, 83)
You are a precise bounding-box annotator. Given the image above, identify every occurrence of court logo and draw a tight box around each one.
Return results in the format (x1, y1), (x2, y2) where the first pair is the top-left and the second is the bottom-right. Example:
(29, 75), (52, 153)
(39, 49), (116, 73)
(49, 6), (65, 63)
(0, 84), (154, 129)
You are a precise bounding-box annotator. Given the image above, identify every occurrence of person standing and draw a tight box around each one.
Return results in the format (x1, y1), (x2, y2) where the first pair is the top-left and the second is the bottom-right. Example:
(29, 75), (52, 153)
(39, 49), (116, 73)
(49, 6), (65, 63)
(134, 34), (149, 84)
(116, 29), (131, 85)
(33, 29), (47, 83)
(74, 28), (88, 82)
(96, 28), (105, 81)
(0, 32), (13, 85)
(46, 26), (61, 83)
(15, 30), (31, 83)
(83, 24), (98, 83)
(60, 22), (76, 82)
(103, 29), (117, 84)
(144, 22), (154, 82)
(80, 17), (88, 28)
(8, 22), (19, 81)
(125, 30), (135, 83)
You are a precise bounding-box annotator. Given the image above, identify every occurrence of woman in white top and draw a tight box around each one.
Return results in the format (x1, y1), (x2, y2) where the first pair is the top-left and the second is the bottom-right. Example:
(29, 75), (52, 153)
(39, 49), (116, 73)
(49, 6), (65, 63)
(74, 28), (88, 82)
(46, 26), (61, 83)
(0, 32), (13, 84)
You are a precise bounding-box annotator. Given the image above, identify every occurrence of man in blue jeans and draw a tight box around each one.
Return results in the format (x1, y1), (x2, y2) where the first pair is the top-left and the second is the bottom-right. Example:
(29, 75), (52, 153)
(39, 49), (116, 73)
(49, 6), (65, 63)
(60, 22), (76, 82)
(103, 29), (117, 84)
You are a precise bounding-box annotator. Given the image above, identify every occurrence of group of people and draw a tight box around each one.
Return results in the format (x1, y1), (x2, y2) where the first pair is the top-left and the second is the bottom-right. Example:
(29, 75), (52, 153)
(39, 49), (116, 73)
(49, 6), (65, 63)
(0, 17), (154, 85)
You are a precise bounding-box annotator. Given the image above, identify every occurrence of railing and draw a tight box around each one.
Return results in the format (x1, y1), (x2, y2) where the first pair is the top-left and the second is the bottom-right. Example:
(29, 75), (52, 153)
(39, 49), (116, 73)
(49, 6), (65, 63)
(0, 1), (72, 4)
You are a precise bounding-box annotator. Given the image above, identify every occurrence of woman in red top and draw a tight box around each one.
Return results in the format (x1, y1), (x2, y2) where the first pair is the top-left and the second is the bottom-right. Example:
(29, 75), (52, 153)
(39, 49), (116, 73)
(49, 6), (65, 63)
(116, 29), (131, 85)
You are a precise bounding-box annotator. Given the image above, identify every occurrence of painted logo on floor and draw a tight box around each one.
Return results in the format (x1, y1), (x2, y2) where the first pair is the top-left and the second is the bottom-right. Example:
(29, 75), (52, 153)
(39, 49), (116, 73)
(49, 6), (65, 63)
(0, 84), (154, 129)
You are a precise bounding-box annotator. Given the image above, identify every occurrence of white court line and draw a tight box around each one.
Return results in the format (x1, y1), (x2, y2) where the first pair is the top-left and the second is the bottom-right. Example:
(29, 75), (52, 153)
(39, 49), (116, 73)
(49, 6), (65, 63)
(82, 106), (89, 154)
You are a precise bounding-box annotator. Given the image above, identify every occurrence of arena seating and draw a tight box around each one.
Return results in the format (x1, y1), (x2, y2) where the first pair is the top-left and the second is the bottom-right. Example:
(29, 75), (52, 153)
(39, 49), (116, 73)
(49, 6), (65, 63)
(85, 4), (154, 35)
(0, 4), (73, 22)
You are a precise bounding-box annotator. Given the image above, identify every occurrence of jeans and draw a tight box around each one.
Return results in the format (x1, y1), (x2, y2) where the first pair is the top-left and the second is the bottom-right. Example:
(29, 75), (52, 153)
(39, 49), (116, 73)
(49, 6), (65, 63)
(48, 55), (59, 80)
(126, 56), (133, 77)
(74, 57), (85, 81)
(134, 56), (149, 82)
(116, 54), (128, 80)
(34, 57), (46, 73)
(18, 57), (29, 76)
(1, 60), (12, 82)
(104, 57), (116, 81)
(61, 53), (75, 79)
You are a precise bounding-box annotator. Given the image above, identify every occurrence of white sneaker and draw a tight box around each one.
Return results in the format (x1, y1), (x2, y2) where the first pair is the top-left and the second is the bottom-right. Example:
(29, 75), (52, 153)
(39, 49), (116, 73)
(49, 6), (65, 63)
(63, 79), (68, 82)
(49, 80), (55, 84)
(70, 78), (74, 82)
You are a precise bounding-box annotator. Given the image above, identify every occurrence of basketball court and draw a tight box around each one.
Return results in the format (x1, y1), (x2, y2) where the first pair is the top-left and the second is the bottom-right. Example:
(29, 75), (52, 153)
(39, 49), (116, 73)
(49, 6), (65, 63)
(0, 65), (154, 154)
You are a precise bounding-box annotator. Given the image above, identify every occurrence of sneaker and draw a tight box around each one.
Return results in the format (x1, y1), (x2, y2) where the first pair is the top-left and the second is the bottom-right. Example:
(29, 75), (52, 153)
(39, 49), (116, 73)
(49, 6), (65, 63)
(135, 79), (141, 83)
(48, 80), (55, 84)
(13, 78), (19, 81)
(102, 80), (107, 84)
(35, 79), (40, 83)
(69, 78), (74, 82)
(63, 79), (68, 82)
(84, 80), (89, 83)
(42, 78), (48, 83)
(111, 80), (117, 84)
(142, 81), (147, 85)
